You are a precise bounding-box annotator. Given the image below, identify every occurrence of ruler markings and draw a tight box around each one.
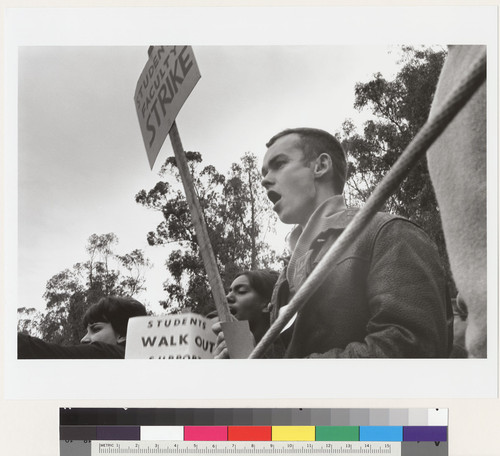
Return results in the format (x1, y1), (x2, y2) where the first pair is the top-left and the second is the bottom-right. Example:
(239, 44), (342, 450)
(90, 441), (400, 455)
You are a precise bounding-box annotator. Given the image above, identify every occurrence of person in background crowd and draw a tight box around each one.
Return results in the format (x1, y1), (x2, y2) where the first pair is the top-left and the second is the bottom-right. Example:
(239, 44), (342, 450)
(212, 269), (279, 358)
(256, 127), (452, 358)
(18, 296), (147, 359)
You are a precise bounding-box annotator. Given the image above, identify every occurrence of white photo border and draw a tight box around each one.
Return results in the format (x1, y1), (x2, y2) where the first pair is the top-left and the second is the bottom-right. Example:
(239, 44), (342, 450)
(3, 5), (498, 400)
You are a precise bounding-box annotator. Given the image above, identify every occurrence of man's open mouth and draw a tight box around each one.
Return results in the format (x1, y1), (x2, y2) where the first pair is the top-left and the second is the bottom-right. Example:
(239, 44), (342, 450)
(267, 190), (281, 205)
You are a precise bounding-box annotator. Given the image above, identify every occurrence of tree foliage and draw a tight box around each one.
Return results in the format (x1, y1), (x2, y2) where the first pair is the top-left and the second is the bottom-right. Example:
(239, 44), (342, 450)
(136, 151), (279, 315)
(338, 45), (453, 291)
(18, 233), (151, 344)
(17, 307), (43, 337)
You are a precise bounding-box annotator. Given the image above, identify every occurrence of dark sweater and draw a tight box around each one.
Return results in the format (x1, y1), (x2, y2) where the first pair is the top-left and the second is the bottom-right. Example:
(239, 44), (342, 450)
(17, 333), (125, 359)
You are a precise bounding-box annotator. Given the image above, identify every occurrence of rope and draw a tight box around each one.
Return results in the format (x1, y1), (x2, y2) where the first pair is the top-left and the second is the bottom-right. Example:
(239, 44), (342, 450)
(249, 50), (487, 359)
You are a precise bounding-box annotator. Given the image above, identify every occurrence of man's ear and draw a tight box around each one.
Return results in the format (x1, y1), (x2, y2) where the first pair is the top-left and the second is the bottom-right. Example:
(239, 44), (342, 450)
(313, 153), (332, 179)
(116, 335), (126, 344)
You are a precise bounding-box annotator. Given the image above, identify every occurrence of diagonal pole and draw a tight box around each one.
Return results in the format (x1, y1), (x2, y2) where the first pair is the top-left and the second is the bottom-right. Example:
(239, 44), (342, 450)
(142, 46), (231, 323)
(168, 122), (232, 322)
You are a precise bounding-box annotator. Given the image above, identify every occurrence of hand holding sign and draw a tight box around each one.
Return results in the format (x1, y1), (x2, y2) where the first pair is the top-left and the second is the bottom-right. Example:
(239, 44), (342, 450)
(212, 321), (229, 359)
(212, 319), (256, 359)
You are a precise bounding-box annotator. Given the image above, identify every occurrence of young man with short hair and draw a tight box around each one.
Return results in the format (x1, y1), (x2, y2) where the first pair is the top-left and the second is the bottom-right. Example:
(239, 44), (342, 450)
(18, 296), (147, 359)
(261, 127), (451, 358)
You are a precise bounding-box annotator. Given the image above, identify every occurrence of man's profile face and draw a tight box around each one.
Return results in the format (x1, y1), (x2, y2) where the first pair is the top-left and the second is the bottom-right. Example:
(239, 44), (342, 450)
(261, 133), (318, 227)
(80, 321), (121, 345)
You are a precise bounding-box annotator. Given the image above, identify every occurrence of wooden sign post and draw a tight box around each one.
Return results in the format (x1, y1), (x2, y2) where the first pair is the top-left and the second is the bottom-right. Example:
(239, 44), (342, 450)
(168, 122), (232, 322)
(135, 46), (232, 323)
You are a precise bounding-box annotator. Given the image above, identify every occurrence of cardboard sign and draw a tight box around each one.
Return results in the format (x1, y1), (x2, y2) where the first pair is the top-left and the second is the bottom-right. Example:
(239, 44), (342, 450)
(220, 320), (255, 359)
(134, 46), (201, 169)
(125, 314), (216, 359)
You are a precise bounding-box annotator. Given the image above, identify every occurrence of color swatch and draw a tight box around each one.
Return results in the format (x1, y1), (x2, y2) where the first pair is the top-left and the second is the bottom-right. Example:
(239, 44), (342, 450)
(60, 407), (447, 427)
(60, 408), (448, 456)
(60, 408), (447, 443)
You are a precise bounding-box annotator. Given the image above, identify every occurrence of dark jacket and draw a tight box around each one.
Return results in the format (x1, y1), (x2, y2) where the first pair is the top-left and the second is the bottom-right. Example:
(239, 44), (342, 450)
(268, 209), (452, 358)
(17, 333), (125, 359)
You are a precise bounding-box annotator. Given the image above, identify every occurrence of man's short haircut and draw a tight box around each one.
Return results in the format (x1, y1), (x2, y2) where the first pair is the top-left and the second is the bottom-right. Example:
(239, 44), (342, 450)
(82, 296), (147, 337)
(266, 127), (347, 194)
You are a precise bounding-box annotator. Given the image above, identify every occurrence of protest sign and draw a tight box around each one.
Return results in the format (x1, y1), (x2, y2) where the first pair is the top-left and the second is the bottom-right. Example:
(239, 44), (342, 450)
(134, 46), (201, 169)
(134, 45), (232, 325)
(125, 314), (216, 359)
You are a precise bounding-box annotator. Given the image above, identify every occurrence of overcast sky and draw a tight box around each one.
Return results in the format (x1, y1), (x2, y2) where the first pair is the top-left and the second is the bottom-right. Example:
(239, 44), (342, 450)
(17, 45), (410, 314)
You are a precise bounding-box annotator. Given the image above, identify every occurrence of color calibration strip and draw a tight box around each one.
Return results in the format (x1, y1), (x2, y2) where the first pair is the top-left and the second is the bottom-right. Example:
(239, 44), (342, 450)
(60, 408), (448, 456)
(61, 424), (447, 442)
(60, 407), (448, 426)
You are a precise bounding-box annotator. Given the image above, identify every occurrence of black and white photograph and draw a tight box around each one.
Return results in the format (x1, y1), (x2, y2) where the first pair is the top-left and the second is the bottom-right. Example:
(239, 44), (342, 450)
(3, 4), (498, 402)
(14, 43), (485, 362)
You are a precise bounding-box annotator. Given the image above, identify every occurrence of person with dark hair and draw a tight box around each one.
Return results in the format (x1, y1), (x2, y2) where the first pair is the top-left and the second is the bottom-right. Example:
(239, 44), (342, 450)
(212, 269), (279, 358)
(226, 270), (279, 342)
(18, 296), (148, 359)
(259, 127), (452, 358)
(80, 296), (147, 345)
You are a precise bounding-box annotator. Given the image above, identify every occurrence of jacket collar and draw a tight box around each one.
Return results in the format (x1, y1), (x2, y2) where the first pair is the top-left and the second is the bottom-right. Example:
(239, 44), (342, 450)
(287, 195), (348, 292)
(288, 195), (348, 252)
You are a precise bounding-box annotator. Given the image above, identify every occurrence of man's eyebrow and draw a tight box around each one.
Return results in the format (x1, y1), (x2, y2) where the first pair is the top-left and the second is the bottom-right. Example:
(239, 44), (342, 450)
(262, 154), (287, 176)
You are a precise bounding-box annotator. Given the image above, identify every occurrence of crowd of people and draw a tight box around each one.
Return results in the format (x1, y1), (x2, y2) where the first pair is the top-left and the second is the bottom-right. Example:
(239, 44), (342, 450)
(18, 127), (464, 359)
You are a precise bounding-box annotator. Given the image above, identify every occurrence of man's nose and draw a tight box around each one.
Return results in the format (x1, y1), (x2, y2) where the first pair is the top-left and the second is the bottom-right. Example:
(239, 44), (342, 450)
(261, 173), (272, 189)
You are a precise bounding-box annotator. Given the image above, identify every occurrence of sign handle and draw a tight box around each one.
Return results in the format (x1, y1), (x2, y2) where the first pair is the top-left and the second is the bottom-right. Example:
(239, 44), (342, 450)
(168, 121), (232, 322)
